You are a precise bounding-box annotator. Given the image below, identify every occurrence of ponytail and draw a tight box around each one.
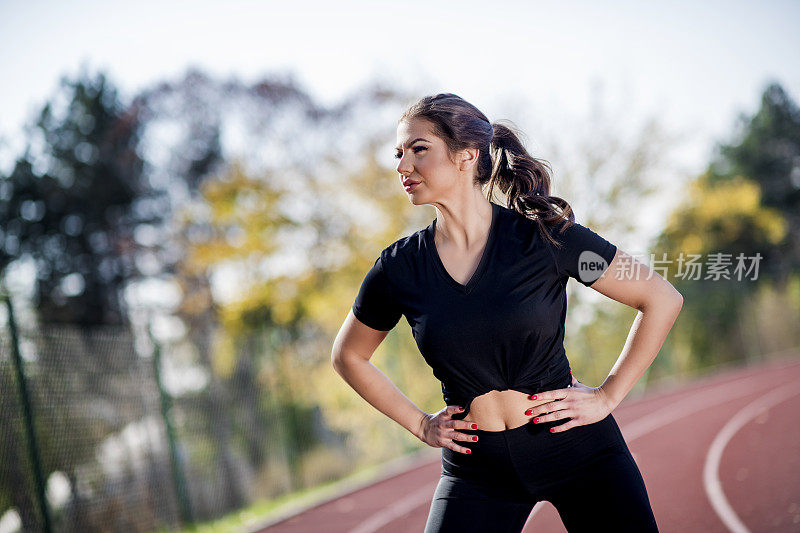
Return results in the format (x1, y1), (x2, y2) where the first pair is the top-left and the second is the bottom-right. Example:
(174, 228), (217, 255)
(485, 121), (574, 248)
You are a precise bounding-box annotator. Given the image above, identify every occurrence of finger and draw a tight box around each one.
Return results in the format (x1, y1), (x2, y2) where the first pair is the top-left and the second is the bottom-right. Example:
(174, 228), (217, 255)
(549, 419), (579, 433)
(450, 432), (479, 443)
(526, 400), (569, 418)
(535, 388), (571, 403)
(533, 409), (572, 424)
(447, 442), (473, 454)
(447, 405), (466, 416)
(443, 418), (473, 430)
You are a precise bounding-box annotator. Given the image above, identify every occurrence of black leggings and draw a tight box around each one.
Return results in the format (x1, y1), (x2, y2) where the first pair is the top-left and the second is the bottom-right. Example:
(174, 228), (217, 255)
(423, 411), (659, 532)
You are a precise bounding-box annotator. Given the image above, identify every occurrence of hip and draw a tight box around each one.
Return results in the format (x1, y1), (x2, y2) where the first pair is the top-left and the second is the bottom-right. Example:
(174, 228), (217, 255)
(442, 411), (629, 485)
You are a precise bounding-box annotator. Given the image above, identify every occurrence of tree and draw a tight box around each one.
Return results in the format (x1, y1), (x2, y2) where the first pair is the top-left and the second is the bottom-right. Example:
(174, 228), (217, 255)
(0, 67), (166, 531)
(0, 68), (153, 326)
(716, 81), (800, 282)
(653, 81), (800, 368)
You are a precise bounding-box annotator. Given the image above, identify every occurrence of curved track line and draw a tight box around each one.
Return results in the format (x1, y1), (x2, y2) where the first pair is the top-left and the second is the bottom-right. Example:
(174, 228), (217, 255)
(350, 482), (438, 533)
(623, 375), (766, 443)
(702, 381), (800, 533)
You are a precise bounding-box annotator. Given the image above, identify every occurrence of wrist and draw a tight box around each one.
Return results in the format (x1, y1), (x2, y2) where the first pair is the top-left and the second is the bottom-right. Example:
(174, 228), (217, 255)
(598, 386), (620, 412)
(413, 412), (430, 440)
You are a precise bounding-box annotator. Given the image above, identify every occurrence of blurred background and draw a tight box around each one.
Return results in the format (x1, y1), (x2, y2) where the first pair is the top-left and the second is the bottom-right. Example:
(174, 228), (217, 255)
(1, 1), (799, 531)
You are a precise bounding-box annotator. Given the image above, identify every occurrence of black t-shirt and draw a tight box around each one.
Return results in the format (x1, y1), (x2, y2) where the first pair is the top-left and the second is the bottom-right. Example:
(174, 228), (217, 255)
(351, 201), (617, 420)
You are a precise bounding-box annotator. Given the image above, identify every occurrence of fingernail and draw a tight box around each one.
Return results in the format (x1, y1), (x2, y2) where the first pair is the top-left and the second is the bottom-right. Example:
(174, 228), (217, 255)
(549, 428), (555, 433)
(472, 436), (478, 441)
(533, 418), (539, 423)
(459, 407), (465, 411)
(471, 424), (477, 429)
(466, 449), (471, 454)
(529, 395), (537, 400)
(524, 409), (532, 415)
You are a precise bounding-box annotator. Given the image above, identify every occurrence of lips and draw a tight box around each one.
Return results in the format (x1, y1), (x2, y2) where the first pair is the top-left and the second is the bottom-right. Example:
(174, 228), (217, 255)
(403, 179), (420, 187)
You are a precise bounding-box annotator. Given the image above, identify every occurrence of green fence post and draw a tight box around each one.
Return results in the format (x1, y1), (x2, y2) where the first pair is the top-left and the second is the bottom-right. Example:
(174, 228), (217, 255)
(3, 294), (53, 533)
(148, 323), (194, 528)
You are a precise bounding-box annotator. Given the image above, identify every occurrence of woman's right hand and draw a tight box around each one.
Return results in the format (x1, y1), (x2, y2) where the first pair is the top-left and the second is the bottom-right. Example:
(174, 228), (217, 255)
(418, 405), (478, 454)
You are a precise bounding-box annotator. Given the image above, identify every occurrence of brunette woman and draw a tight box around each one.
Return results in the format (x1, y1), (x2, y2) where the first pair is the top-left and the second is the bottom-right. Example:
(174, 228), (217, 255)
(332, 93), (681, 532)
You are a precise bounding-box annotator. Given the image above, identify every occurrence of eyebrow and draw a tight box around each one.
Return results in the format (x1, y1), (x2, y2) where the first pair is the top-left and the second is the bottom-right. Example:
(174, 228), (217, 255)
(395, 137), (430, 151)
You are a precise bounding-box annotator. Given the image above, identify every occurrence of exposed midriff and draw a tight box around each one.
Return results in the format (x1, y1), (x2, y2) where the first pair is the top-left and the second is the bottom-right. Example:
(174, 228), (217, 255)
(460, 389), (557, 432)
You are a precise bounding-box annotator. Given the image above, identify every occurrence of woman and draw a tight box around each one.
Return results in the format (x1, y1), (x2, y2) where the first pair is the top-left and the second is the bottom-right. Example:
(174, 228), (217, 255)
(331, 93), (682, 532)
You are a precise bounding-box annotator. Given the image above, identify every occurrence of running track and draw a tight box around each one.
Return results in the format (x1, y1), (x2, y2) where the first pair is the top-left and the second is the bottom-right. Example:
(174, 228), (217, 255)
(252, 354), (800, 532)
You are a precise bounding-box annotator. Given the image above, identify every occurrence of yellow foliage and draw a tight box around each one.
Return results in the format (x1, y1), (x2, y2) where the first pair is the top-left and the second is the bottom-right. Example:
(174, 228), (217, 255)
(662, 173), (788, 254)
(210, 331), (237, 379)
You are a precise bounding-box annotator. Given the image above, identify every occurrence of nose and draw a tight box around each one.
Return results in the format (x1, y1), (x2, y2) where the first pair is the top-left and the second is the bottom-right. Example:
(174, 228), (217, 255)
(396, 156), (412, 178)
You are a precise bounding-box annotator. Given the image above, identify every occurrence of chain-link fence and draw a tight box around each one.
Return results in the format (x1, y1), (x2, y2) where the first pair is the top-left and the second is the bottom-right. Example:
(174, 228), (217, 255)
(0, 294), (382, 533)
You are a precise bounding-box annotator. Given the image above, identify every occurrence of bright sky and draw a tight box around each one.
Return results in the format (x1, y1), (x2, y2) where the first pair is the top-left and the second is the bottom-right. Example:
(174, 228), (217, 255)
(1, 0), (798, 175)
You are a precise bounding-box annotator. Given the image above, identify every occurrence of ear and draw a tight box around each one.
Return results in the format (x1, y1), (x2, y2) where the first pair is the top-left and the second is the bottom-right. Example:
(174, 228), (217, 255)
(458, 147), (480, 171)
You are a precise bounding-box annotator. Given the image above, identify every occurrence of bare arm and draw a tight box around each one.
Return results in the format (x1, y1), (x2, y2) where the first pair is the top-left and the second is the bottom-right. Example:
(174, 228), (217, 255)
(331, 310), (430, 440)
(589, 248), (684, 409)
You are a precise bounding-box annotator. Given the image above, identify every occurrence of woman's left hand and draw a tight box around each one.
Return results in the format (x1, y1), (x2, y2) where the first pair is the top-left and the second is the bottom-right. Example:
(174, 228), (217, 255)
(524, 374), (615, 433)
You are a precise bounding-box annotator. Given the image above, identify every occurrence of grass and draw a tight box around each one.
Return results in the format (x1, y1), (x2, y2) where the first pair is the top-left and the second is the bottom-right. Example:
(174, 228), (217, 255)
(165, 446), (437, 533)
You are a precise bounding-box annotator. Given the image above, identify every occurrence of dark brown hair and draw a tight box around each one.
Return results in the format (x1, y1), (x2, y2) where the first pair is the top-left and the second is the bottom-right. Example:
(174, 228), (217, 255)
(399, 92), (575, 247)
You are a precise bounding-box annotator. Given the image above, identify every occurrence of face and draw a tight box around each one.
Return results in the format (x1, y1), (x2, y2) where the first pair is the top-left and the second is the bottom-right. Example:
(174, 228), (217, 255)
(394, 118), (478, 205)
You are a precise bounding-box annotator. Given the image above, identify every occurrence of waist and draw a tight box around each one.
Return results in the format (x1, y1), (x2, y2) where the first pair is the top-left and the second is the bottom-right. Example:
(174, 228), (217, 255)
(446, 364), (573, 430)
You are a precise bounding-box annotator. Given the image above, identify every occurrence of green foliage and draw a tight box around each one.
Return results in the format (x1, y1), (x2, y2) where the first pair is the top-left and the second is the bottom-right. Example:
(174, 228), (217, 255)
(652, 82), (800, 368)
(0, 69), (152, 325)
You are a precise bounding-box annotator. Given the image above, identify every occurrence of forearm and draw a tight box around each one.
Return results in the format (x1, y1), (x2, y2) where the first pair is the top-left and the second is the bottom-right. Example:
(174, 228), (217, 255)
(332, 357), (429, 440)
(599, 297), (683, 409)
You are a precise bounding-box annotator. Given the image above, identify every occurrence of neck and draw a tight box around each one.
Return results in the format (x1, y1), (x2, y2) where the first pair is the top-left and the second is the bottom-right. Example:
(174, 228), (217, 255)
(432, 193), (494, 250)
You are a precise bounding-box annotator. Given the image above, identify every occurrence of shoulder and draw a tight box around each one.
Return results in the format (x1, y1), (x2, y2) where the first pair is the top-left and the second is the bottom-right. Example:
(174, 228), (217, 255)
(503, 208), (601, 248)
(378, 226), (428, 275)
(548, 218), (612, 247)
(496, 203), (549, 248)
(498, 203), (534, 230)
(495, 205), (607, 260)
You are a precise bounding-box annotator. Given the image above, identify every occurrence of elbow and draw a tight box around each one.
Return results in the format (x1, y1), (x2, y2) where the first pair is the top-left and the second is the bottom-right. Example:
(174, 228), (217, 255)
(670, 286), (684, 314)
(330, 330), (351, 367)
(331, 346), (359, 374)
(331, 346), (346, 372)
(331, 352), (347, 378)
(331, 338), (345, 371)
(638, 286), (684, 314)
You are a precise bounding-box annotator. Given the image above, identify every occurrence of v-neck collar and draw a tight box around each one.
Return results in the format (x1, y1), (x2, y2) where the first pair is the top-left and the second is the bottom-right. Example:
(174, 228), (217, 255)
(425, 201), (500, 295)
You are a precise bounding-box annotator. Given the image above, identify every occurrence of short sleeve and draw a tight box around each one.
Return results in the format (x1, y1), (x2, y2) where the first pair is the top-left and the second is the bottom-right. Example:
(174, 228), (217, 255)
(352, 255), (403, 331)
(552, 221), (617, 287)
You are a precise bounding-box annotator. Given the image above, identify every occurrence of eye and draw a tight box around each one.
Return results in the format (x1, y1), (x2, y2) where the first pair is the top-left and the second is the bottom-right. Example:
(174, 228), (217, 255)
(394, 146), (427, 159)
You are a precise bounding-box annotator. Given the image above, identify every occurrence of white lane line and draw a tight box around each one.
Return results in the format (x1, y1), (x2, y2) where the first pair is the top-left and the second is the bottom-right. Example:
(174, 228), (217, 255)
(350, 482), (438, 533)
(623, 375), (767, 443)
(523, 374), (786, 530)
(702, 381), (800, 533)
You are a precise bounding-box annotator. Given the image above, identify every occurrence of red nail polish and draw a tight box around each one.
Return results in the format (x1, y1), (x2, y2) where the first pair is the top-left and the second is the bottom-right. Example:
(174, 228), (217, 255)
(525, 409), (532, 415)
(472, 436), (478, 441)
(533, 418), (539, 423)
(459, 407), (465, 411)
(530, 395), (537, 400)
(471, 424), (477, 429)
(549, 428), (555, 433)
(466, 449), (471, 454)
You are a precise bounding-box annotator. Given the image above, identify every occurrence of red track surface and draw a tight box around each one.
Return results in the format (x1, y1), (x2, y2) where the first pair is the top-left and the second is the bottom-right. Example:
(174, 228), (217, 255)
(254, 354), (800, 532)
